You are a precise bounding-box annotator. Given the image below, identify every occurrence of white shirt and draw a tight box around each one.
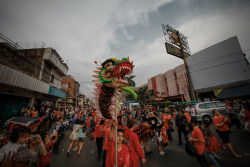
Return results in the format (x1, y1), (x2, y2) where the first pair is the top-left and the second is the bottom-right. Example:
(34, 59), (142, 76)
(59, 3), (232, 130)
(190, 108), (196, 117)
(156, 132), (162, 142)
(0, 142), (27, 162)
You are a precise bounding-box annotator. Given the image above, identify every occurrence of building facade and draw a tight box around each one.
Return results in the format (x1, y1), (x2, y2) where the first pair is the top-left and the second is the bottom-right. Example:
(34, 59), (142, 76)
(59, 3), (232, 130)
(148, 64), (191, 102)
(58, 75), (81, 109)
(0, 34), (68, 121)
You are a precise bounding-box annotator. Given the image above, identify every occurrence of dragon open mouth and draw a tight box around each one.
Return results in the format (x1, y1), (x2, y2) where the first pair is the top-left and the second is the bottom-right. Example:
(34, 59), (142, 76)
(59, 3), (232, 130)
(94, 57), (134, 88)
(111, 62), (133, 84)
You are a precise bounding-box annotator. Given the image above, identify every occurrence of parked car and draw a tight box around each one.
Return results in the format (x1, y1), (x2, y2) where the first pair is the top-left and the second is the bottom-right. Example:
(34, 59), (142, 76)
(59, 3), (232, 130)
(194, 101), (228, 122)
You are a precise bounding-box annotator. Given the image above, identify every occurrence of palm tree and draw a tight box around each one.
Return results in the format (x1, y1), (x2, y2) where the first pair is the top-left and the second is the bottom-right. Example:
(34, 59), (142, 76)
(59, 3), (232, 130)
(145, 89), (155, 100)
(125, 75), (136, 87)
(138, 85), (148, 103)
(86, 97), (90, 104)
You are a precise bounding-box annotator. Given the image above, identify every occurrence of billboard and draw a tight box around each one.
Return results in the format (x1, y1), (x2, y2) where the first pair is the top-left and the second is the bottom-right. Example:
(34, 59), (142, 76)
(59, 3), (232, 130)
(187, 36), (250, 93)
(165, 42), (190, 59)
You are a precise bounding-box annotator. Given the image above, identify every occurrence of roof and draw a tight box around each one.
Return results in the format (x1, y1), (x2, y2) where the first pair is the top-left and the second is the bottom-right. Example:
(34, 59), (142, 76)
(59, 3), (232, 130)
(217, 85), (250, 99)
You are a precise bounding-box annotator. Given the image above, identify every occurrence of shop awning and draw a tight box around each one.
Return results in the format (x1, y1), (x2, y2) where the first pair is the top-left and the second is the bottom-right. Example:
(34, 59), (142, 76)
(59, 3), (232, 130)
(217, 85), (250, 99)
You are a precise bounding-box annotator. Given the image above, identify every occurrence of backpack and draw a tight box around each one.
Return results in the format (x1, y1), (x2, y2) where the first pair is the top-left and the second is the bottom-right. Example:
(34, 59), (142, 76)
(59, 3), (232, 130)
(185, 139), (197, 157)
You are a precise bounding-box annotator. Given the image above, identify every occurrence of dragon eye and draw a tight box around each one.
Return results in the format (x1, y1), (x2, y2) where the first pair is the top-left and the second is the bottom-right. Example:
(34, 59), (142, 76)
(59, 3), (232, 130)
(105, 61), (114, 67)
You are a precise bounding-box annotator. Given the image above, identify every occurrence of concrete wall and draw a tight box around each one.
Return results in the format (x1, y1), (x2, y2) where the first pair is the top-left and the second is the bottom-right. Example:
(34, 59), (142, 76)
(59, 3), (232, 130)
(187, 36), (250, 93)
(165, 69), (179, 97)
(155, 73), (168, 97)
(175, 64), (191, 101)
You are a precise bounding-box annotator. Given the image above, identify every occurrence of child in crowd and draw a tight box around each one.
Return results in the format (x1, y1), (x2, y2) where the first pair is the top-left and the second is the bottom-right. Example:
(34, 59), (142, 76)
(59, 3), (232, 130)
(156, 129), (164, 155)
(161, 125), (170, 153)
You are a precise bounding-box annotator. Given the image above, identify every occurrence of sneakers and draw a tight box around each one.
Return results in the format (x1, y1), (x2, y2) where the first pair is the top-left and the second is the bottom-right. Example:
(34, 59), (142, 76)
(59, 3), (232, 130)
(67, 150), (71, 156)
(73, 147), (78, 151)
(163, 148), (171, 152)
(159, 151), (165, 155)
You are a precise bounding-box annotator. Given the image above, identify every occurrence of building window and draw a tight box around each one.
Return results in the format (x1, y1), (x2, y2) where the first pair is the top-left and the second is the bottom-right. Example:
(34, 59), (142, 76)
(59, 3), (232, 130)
(50, 75), (54, 83)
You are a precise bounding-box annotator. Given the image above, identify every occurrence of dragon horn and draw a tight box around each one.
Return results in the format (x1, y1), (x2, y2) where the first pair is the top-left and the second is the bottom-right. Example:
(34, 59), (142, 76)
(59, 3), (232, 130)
(127, 56), (130, 62)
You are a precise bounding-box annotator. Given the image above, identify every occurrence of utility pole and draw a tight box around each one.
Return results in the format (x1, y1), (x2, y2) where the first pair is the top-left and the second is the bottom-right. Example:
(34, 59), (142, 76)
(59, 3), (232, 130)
(162, 24), (197, 101)
(176, 31), (197, 101)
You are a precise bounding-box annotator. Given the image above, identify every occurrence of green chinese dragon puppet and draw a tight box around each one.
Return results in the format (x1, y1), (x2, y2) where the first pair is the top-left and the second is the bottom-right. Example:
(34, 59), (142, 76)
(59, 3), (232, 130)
(93, 57), (162, 144)
(93, 57), (137, 119)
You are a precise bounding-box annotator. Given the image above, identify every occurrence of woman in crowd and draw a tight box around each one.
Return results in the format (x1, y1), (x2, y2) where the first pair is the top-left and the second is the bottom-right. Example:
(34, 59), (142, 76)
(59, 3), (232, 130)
(188, 119), (209, 167)
(67, 119), (81, 155)
(0, 126), (31, 162)
(77, 120), (86, 156)
(163, 109), (173, 142)
(213, 109), (242, 158)
(39, 131), (58, 167)
(202, 120), (221, 167)
(29, 131), (47, 167)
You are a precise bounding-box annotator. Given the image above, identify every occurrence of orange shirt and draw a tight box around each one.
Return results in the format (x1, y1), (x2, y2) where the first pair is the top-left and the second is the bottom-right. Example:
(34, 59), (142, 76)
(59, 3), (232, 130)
(161, 129), (168, 143)
(184, 112), (191, 123)
(213, 115), (229, 132)
(191, 126), (204, 155)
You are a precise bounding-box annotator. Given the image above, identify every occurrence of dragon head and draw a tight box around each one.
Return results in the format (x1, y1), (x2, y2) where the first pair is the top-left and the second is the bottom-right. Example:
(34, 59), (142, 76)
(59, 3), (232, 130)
(94, 57), (134, 88)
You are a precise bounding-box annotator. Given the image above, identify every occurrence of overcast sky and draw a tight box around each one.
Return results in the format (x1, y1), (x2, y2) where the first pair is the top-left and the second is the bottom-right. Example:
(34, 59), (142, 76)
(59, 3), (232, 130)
(1, 0), (250, 98)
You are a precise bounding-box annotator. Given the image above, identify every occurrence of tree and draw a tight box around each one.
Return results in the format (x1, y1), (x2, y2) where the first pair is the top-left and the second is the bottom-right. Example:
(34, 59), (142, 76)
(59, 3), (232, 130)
(145, 89), (155, 100)
(125, 75), (136, 87)
(86, 97), (90, 104)
(138, 85), (148, 103)
(161, 92), (166, 97)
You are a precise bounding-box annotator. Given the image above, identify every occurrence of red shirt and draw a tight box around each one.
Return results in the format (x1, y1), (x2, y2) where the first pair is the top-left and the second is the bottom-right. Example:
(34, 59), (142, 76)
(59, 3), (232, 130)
(184, 112), (191, 123)
(126, 130), (144, 157)
(161, 113), (165, 121)
(86, 120), (91, 128)
(213, 115), (229, 131)
(94, 124), (103, 139)
(244, 110), (250, 122)
(191, 126), (204, 155)
(106, 142), (130, 167)
(92, 111), (96, 120)
(39, 139), (55, 167)
(103, 128), (115, 150)
(161, 129), (168, 143)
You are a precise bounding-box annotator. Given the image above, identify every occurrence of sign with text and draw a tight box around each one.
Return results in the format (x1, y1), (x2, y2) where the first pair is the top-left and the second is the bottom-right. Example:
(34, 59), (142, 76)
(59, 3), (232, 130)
(165, 42), (190, 59)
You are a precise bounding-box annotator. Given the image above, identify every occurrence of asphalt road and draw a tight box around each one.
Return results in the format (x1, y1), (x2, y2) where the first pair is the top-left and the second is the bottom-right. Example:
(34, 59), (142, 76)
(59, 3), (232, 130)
(51, 119), (250, 167)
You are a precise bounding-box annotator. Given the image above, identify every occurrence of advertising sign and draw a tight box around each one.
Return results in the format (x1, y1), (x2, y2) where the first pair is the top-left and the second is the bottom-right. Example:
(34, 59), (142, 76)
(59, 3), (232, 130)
(165, 42), (190, 59)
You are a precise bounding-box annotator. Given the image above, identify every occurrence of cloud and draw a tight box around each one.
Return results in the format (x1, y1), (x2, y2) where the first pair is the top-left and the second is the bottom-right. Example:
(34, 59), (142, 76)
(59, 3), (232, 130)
(0, 0), (249, 99)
